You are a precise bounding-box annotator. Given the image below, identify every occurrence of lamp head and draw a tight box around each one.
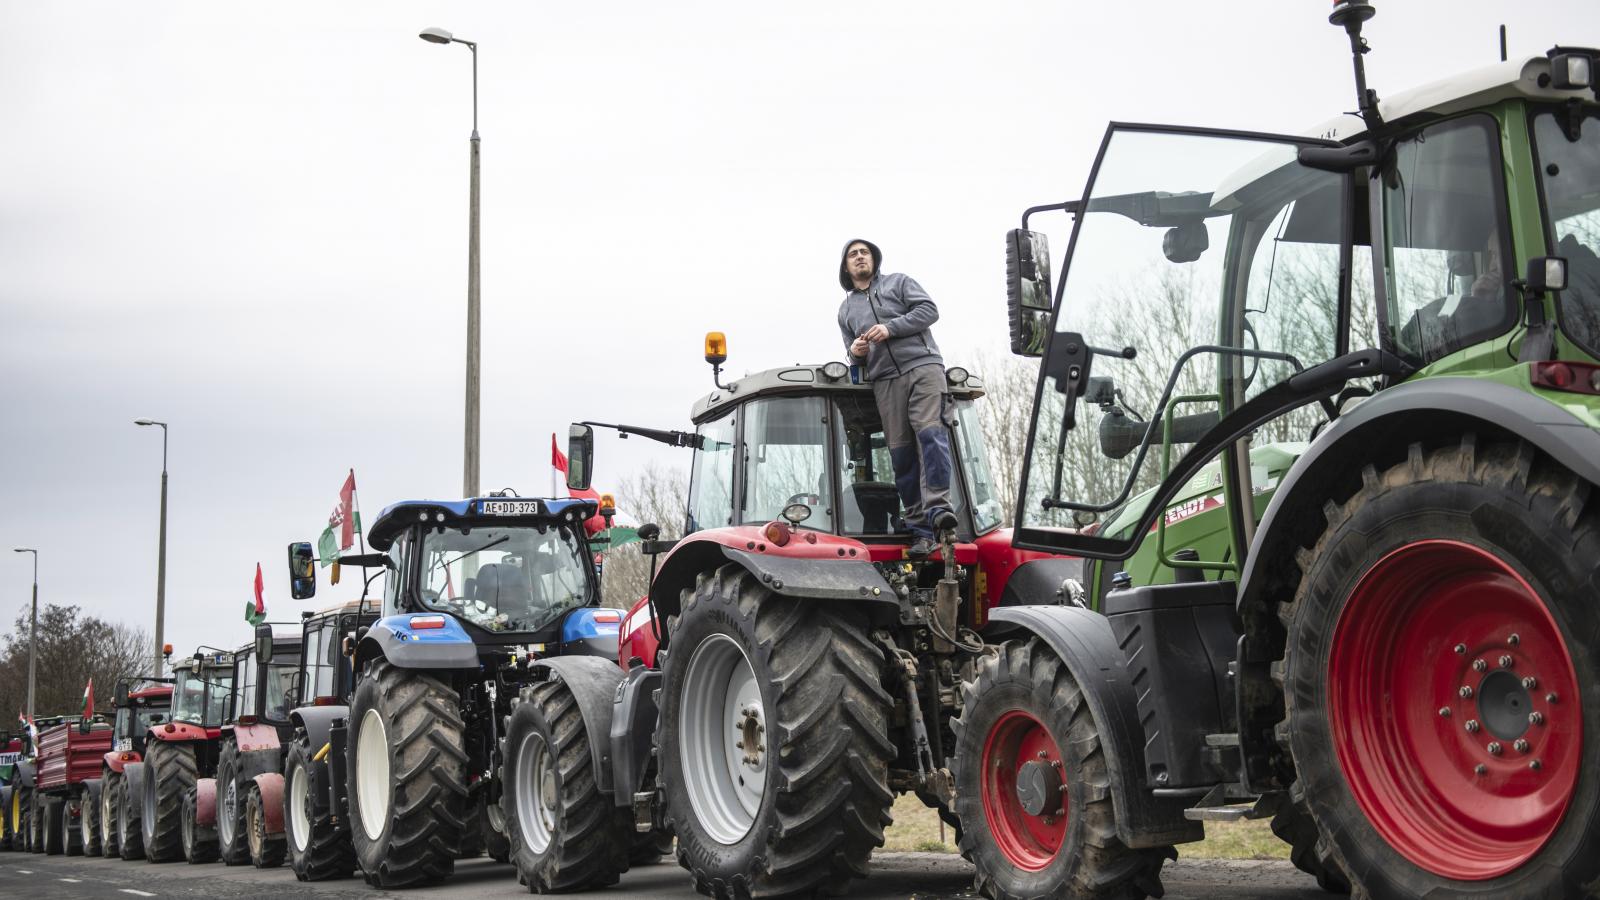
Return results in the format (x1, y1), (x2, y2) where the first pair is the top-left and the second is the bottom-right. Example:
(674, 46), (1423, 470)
(419, 26), (454, 44)
(13, 548), (33, 554)
(134, 418), (164, 427)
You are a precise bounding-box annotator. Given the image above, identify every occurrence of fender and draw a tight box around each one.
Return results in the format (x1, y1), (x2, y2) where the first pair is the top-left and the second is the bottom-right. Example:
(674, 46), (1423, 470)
(608, 666), (660, 807)
(288, 706), (349, 760)
(14, 758), (34, 789)
(235, 747), (282, 784)
(1233, 376), (1600, 790)
(122, 761), (146, 814)
(984, 606), (1203, 848)
(996, 557), (1090, 608)
(648, 528), (899, 623)
(149, 721), (209, 743)
(102, 750), (142, 774)
(355, 614), (479, 672)
(232, 723), (282, 755)
(251, 772), (285, 835)
(80, 778), (102, 816)
(193, 777), (217, 827)
(529, 656), (626, 797)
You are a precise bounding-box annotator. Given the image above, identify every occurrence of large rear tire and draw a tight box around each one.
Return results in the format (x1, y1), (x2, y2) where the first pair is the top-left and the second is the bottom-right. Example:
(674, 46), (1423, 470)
(42, 796), (64, 855)
(119, 763), (147, 860)
(283, 731), (354, 881)
(0, 786), (11, 851)
(501, 675), (631, 891)
(951, 636), (1172, 900)
(180, 785), (219, 863)
(1279, 438), (1600, 898)
(80, 781), (103, 857)
(100, 768), (122, 858)
(246, 782), (286, 868)
(142, 740), (194, 863)
(215, 741), (249, 865)
(659, 564), (895, 899)
(347, 659), (469, 887)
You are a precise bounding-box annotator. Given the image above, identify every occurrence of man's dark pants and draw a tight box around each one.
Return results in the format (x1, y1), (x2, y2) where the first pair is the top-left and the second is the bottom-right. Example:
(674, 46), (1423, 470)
(872, 363), (953, 540)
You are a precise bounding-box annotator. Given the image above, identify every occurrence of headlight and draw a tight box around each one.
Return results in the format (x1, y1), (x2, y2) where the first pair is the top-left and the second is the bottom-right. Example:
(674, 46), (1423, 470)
(946, 366), (969, 385)
(821, 361), (848, 381)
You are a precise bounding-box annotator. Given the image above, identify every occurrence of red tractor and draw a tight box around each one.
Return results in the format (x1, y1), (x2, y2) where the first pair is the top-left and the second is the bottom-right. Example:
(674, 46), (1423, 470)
(94, 681), (174, 860)
(135, 647), (234, 863)
(206, 625), (302, 868)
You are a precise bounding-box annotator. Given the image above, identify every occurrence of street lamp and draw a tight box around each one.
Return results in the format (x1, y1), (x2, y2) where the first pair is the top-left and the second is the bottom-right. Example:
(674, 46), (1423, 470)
(12, 548), (37, 726)
(419, 25), (483, 498)
(134, 418), (168, 678)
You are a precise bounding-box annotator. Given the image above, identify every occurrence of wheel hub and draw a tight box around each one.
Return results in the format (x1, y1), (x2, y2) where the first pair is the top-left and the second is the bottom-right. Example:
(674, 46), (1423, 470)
(736, 707), (765, 768)
(1015, 759), (1062, 817)
(980, 710), (1068, 871)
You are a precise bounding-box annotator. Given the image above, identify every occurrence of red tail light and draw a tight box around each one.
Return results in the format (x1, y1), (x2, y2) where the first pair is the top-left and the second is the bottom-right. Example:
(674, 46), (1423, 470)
(1530, 361), (1600, 396)
(409, 615), (447, 629)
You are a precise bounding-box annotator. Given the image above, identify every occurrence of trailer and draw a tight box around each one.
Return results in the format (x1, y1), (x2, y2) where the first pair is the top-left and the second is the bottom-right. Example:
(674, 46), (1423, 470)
(30, 716), (113, 857)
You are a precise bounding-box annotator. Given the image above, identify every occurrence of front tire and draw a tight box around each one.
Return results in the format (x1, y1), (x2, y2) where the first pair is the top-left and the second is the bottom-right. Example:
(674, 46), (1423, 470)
(80, 781), (103, 857)
(347, 659), (469, 887)
(283, 731), (354, 881)
(951, 637), (1172, 900)
(119, 763), (147, 860)
(246, 782), (286, 868)
(180, 785), (219, 863)
(100, 769), (122, 858)
(659, 564), (895, 899)
(216, 741), (249, 865)
(500, 675), (631, 891)
(1280, 438), (1600, 898)
(142, 741), (195, 863)
(62, 792), (84, 856)
(42, 797), (64, 855)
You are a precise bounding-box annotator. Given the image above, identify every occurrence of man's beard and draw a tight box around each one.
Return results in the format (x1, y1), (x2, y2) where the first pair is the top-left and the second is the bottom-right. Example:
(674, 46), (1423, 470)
(853, 264), (874, 283)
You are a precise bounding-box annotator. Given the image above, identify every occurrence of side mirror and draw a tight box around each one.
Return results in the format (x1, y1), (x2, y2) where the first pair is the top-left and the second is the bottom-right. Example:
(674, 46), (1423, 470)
(255, 623), (274, 664)
(114, 679), (131, 708)
(1524, 256), (1568, 293)
(567, 423), (595, 492)
(1006, 229), (1054, 358)
(287, 541), (317, 600)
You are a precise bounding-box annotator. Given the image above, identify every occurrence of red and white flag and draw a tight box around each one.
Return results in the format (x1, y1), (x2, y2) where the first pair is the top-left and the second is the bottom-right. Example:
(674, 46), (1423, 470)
(81, 678), (94, 720)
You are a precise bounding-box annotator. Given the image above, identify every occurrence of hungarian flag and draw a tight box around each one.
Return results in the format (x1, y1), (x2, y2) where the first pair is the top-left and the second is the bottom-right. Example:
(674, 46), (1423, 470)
(81, 678), (94, 720)
(318, 470), (362, 567)
(246, 562), (266, 626)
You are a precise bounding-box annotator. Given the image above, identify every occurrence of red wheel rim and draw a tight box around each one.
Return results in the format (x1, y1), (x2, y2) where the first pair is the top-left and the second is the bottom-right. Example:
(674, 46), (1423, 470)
(980, 709), (1067, 871)
(1328, 540), (1581, 881)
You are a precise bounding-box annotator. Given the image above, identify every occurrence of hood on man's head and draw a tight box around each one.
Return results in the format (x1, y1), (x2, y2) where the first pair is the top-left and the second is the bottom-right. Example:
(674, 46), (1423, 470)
(839, 238), (883, 291)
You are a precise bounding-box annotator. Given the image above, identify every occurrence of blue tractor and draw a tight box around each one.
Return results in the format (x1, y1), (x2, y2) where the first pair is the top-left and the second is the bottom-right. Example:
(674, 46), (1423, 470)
(322, 495), (626, 888)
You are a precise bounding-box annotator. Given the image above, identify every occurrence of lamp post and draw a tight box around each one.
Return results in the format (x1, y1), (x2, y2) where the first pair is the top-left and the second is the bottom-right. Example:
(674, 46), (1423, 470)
(134, 418), (168, 678)
(12, 548), (37, 725)
(419, 25), (482, 498)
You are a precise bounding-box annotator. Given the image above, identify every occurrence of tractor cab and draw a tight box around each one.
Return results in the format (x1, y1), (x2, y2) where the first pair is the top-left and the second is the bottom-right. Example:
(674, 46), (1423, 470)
(109, 681), (172, 757)
(227, 625), (302, 735)
(293, 599), (379, 708)
(164, 650), (235, 737)
(353, 497), (620, 659)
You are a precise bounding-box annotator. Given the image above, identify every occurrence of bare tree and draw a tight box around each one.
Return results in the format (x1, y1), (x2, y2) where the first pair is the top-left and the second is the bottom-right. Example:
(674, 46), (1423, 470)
(597, 462), (689, 609)
(0, 604), (150, 726)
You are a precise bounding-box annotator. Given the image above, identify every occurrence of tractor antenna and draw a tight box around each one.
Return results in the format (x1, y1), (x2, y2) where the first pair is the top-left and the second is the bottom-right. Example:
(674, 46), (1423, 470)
(1329, 0), (1382, 127)
(1499, 25), (1508, 62)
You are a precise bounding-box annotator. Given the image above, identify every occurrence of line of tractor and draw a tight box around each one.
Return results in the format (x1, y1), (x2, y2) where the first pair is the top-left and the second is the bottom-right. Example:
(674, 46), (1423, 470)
(3, 5), (1599, 898)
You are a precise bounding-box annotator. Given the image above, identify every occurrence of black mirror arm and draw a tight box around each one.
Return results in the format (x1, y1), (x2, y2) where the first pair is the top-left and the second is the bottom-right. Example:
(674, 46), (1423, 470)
(579, 420), (701, 449)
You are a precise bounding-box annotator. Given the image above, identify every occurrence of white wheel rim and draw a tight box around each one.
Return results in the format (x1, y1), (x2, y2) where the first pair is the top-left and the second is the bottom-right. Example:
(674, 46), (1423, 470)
(680, 633), (766, 845)
(355, 708), (391, 839)
(514, 731), (556, 854)
(101, 783), (114, 845)
(220, 778), (237, 846)
(81, 800), (92, 845)
(289, 765), (311, 852)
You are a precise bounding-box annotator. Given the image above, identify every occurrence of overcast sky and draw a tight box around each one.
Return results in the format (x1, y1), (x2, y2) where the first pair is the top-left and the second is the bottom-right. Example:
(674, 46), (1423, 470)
(2, 1), (1591, 679)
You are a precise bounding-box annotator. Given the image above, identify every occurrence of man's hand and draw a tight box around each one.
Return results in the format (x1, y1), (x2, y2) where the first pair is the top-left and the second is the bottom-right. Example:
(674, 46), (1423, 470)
(850, 335), (870, 358)
(863, 324), (890, 343)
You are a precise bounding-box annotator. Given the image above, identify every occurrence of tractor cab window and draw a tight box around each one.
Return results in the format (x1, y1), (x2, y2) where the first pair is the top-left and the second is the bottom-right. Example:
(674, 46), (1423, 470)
(232, 649), (256, 722)
(1533, 110), (1600, 360)
(419, 524), (592, 633)
(1018, 126), (1350, 552)
(302, 620), (343, 701)
(171, 666), (232, 727)
(835, 395), (905, 534)
(953, 399), (1003, 533)
(687, 411), (736, 534)
(740, 396), (833, 530)
(1381, 115), (1514, 367)
(263, 651), (300, 722)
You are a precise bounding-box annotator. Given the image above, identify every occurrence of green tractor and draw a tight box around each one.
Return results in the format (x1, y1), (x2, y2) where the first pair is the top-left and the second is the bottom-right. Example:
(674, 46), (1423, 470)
(998, 3), (1600, 897)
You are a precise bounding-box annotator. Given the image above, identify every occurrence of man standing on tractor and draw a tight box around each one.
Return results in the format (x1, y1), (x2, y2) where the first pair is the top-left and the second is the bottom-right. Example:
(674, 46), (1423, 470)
(837, 237), (956, 557)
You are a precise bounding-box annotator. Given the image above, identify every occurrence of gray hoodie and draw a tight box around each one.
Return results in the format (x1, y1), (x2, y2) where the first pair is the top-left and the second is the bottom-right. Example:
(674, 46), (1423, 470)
(837, 271), (943, 382)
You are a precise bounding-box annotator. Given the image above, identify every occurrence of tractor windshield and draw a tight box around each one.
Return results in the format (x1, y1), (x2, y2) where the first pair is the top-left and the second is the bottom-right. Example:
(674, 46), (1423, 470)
(1019, 126), (1353, 546)
(263, 653), (300, 722)
(419, 524), (593, 633)
(1533, 109), (1600, 360)
(171, 666), (232, 727)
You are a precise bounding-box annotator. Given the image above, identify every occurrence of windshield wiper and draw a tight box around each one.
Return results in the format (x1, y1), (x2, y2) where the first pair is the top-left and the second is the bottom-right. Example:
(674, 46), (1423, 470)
(433, 535), (510, 574)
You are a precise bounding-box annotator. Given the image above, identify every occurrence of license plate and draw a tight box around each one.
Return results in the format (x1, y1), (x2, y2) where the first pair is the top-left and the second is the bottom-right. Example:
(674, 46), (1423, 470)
(481, 500), (541, 516)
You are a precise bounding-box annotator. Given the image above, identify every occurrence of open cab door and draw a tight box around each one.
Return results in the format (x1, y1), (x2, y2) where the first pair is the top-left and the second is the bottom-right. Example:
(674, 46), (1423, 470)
(1013, 123), (1388, 566)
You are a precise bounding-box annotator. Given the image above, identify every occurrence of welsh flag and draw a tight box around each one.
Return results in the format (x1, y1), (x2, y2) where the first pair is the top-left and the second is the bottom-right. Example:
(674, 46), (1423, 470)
(82, 678), (94, 720)
(246, 562), (266, 626)
(318, 470), (362, 568)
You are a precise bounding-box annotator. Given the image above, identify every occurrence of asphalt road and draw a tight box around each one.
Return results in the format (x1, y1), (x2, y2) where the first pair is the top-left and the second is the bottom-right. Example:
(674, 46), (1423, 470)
(0, 850), (1328, 899)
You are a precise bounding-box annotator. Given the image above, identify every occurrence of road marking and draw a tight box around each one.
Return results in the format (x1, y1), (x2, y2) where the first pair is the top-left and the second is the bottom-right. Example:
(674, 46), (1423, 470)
(16, 868), (33, 874)
(60, 878), (83, 883)
(120, 891), (157, 897)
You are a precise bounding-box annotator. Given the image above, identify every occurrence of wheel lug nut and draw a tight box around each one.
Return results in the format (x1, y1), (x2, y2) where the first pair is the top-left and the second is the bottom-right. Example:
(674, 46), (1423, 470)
(1507, 633), (1520, 647)
(1547, 693), (1559, 704)
(1037, 751), (1048, 759)
(1530, 759), (1543, 771)
(735, 741), (745, 749)
(1530, 712), (1545, 726)
(1438, 707), (1451, 718)
(1459, 686), (1474, 699)
(1514, 739), (1530, 753)
(1499, 655), (1515, 669)
(1475, 764), (1488, 776)
(1487, 742), (1503, 756)
(1522, 676), (1538, 690)
(1465, 719), (1480, 733)
(1454, 644), (1467, 655)
(1472, 659), (1487, 672)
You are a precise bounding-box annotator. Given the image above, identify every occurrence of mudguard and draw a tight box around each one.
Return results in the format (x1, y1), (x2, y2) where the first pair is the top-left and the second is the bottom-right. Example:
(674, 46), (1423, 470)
(194, 777), (217, 827)
(997, 557), (1089, 607)
(14, 759), (34, 789)
(102, 751), (140, 774)
(251, 773), (285, 834)
(529, 656), (625, 797)
(123, 762), (146, 818)
(609, 666), (660, 807)
(648, 530), (900, 622)
(288, 706), (348, 761)
(984, 606), (1204, 848)
(232, 723), (282, 755)
(356, 614), (478, 671)
(81, 778), (102, 813)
